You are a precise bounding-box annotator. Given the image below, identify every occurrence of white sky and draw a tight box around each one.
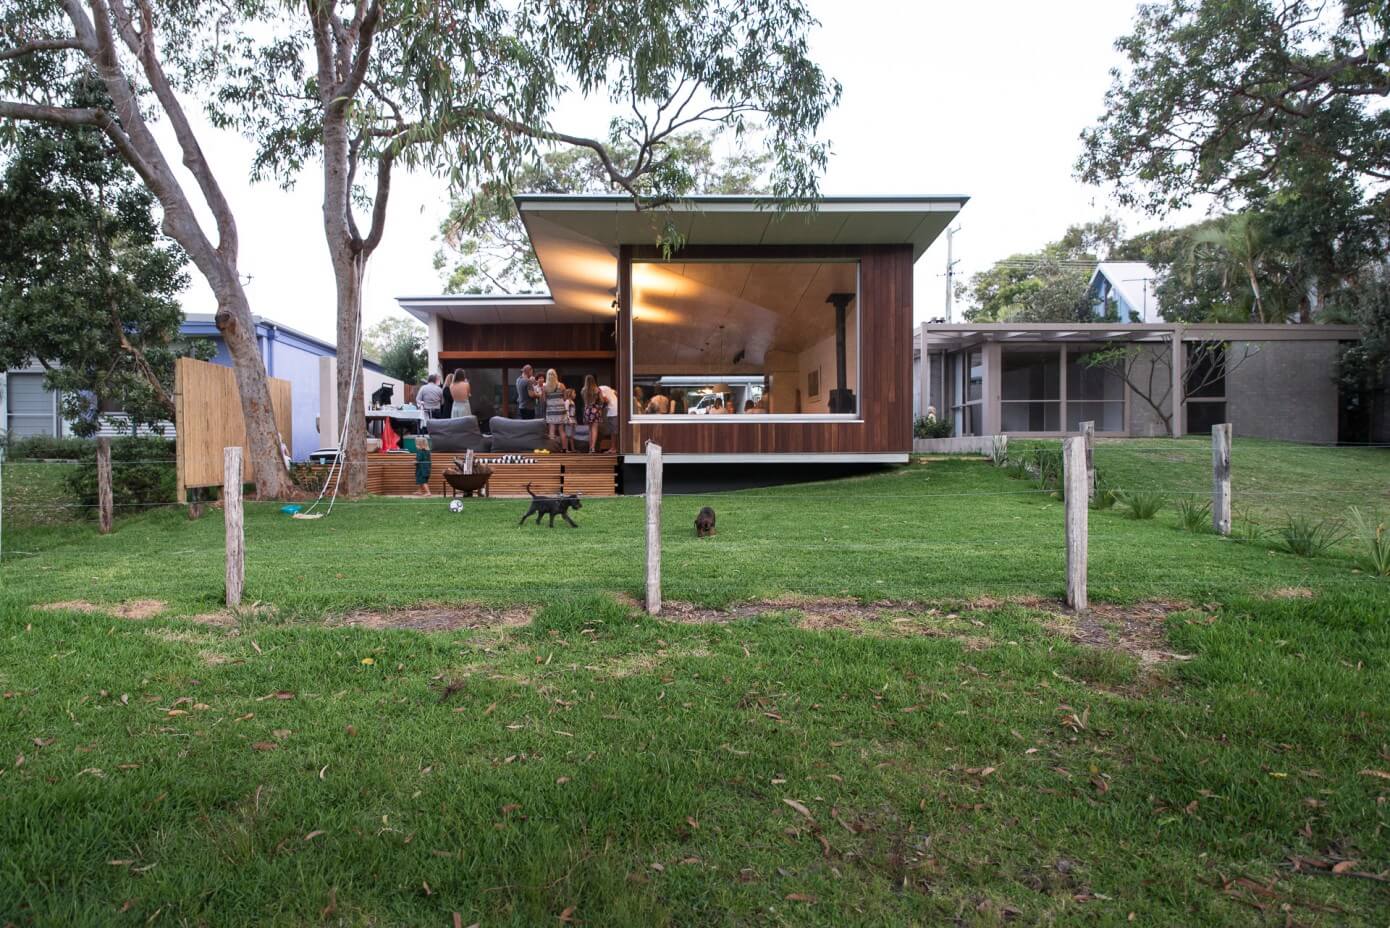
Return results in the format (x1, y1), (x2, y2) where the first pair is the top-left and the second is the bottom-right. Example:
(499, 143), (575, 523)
(171, 0), (1208, 341)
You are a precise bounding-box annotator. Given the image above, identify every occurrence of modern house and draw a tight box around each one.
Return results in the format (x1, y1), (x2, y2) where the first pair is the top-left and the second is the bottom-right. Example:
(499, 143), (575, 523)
(399, 194), (969, 482)
(1087, 262), (1162, 323)
(2, 313), (401, 461)
(913, 321), (1370, 443)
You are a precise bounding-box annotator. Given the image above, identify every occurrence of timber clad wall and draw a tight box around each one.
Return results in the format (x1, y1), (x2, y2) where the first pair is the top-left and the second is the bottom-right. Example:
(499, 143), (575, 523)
(622, 244), (914, 456)
(440, 321), (615, 356)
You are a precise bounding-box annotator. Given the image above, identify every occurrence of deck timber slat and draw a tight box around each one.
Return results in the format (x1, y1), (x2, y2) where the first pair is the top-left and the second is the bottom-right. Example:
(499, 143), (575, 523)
(305, 452), (617, 498)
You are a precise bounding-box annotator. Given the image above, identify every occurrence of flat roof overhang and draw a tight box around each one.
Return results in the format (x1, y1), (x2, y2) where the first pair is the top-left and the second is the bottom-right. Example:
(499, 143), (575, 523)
(517, 194), (968, 322)
(398, 194), (970, 327)
(920, 322), (1364, 352)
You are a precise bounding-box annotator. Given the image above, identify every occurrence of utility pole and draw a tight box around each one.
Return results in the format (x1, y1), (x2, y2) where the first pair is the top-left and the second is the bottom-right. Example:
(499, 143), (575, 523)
(943, 225), (961, 322)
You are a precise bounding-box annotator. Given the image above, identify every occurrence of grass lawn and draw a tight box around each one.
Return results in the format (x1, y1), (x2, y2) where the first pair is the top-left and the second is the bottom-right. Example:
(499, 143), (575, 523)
(2, 441), (1389, 925)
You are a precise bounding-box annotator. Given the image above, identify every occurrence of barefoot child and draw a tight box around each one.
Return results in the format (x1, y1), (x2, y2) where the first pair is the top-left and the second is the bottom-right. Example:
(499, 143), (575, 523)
(562, 388), (577, 452)
(414, 434), (432, 496)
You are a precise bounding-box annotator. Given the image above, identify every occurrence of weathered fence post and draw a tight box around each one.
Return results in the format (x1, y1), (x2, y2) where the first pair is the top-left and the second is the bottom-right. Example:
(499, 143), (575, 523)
(644, 441), (663, 615)
(96, 437), (113, 535)
(0, 444), (6, 562)
(1211, 423), (1232, 536)
(224, 446), (244, 608)
(1079, 420), (1095, 501)
(1063, 436), (1088, 612)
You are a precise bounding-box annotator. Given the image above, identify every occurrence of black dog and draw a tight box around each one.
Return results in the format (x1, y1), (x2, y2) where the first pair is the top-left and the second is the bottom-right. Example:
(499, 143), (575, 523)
(519, 483), (582, 527)
(695, 506), (716, 538)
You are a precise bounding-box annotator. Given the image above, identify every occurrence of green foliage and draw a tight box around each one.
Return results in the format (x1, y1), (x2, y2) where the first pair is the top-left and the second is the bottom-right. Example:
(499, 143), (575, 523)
(1275, 514), (1347, 559)
(435, 133), (772, 294)
(1061, 647), (1139, 687)
(63, 437), (176, 516)
(363, 317), (427, 385)
(1090, 471), (1118, 510)
(1116, 490), (1165, 520)
(0, 82), (203, 437)
(962, 218), (1125, 323)
(1175, 497), (1212, 534)
(1078, 1), (1390, 321)
(1030, 445), (1064, 495)
(0, 435), (92, 461)
(1346, 508), (1390, 577)
(912, 415), (952, 440)
(1004, 456), (1032, 481)
(1329, 270), (1390, 441)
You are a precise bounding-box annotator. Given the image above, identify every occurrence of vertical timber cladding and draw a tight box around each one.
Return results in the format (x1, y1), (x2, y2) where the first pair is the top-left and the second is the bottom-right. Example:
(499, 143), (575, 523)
(175, 357), (293, 494)
(622, 243), (915, 455)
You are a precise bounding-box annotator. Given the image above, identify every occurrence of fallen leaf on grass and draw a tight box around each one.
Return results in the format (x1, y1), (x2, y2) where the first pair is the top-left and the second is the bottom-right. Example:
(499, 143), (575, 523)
(500, 803), (522, 815)
(1332, 860), (1360, 873)
(234, 713), (254, 723)
(785, 893), (817, 903)
(782, 798), (815, 821)
(250, 742), (278, 752)
(360, 658), (375, 665)
(556, 776), (571, 785)
(559, 905), (576, 922)
(1359, 769), (1390, 780)
(257, 691), (296, 701)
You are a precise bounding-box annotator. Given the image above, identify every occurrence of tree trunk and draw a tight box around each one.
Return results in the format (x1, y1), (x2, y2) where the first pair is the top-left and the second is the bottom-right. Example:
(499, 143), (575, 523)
(333, 248), (369, 496)
(213, 285), (295, 499)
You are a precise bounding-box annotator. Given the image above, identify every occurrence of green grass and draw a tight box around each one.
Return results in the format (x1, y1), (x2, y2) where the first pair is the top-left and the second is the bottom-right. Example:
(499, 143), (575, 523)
(2, 441), (1389, 925)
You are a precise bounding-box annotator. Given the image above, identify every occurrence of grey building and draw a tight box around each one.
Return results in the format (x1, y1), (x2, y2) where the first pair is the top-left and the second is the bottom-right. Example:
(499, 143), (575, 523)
(912, 322), (1372, 443)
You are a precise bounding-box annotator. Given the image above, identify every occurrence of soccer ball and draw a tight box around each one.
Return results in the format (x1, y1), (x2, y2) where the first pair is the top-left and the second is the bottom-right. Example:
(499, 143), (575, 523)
(448, 499), (464, 513)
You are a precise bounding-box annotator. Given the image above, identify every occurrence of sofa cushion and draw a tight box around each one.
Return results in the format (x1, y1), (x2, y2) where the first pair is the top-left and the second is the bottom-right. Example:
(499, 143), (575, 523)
(488, 416), (560, 452)
(427, 415), (490, 452)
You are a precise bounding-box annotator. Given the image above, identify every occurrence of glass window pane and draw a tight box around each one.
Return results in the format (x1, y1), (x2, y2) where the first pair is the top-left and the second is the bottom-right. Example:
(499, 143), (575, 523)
(1001, 401), (1061, 432)
(632, 260), (858, 416)
(1185, 344), (1226, 398)
(1185, 401), (1227, 435)
(966, 350), (984, 402)
(1067, 401), (1124, 433)
(1067, 347), (1125, 402)
(1002, 349), (1060, 401)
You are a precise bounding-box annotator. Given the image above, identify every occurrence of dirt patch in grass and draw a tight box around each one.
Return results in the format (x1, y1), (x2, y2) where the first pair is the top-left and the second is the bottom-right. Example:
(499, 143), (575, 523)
(1269, 586), (1316, 599)
(38, 599), (168, 620)
(1044, 600), (1195, 666)
(329, 605), (534, 632)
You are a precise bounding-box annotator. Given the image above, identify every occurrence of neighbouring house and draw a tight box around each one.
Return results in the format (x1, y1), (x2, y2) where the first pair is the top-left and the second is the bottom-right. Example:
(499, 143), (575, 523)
(398, 193), (968, 485)
(912, 321), (1379, 444)
(1087, 262), (1161, 323)
(1, 313), (402, 461)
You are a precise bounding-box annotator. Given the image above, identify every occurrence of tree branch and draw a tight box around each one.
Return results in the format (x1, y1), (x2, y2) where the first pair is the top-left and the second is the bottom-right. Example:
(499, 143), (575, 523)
(0, 37), (85, 61)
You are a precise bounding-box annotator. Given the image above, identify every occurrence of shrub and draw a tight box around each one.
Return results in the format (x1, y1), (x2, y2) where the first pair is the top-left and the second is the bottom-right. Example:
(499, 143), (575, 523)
(1346, 507), (1390, 576)
(1176, 497), (1212, 534)
(1116, 490), (1164, 520)
(64, 437), (176, 517)
(913, 415), (952, 439)
(1004, 456), (1032, 481)
(988, 436), (1008, 466)
(1232, 511), (1266, 545)
(1091, 470), (1117, 510)
(1, 434), (92, 461)
(1031, 445), (1063, 494)
(1275, 514), (1346, 558)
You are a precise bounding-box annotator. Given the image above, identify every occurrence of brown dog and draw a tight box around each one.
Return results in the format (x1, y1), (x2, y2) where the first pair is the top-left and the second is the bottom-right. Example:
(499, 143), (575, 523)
(695, 506), (716, 538)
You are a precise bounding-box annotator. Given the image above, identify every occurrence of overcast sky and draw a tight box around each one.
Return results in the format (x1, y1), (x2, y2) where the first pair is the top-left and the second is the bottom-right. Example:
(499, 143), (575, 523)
(172, 0), (1208, 341)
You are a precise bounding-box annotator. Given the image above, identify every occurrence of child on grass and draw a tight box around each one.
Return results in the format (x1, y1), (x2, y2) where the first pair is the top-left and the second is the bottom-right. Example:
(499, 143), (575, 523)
(414, 434), (431, 496)
(562, 387), (577, 452)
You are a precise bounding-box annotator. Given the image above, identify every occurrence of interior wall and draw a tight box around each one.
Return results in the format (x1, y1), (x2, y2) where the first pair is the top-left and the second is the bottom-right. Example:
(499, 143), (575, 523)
(795, 309), (859, 414)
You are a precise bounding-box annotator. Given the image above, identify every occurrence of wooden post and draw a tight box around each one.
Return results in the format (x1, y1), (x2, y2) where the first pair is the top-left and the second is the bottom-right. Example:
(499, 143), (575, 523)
(96, 437), (113, 535)
(0, 445), (5, 562)
(1063, 437), (1088, 612)
(224, 446), (244, 608)
(1212, 423), (1232, 536)
(644, 441), (662, 615)
(1079, 420), (1095, 501)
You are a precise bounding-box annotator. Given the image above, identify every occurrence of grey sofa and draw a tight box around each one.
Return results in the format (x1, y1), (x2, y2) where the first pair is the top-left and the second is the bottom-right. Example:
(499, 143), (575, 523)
(426, 416), (490, 453)
(488, 416), (561, 452)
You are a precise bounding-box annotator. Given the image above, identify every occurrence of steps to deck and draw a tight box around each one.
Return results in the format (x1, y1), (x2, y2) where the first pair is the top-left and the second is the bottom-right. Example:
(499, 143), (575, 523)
(309, 452), (618, 497)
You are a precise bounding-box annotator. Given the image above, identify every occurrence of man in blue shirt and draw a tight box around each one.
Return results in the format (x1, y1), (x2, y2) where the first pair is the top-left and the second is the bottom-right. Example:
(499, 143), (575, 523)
(515, 364), (536, 419)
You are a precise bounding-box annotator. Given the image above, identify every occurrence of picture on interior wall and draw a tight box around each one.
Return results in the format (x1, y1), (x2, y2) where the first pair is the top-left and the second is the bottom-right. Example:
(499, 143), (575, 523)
(808, 367), (820, 398)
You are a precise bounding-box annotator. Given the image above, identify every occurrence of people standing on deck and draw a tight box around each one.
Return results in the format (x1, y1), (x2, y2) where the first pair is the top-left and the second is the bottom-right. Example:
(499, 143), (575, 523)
(514, 364), (536, 419)
(543, 368), (568, 451)
(563, 388), (577, 453)
(416, 374), (444, 420)
(598, 383), (619, 453)
(449, 371), (472, 418)
(582, 375), (604, 453)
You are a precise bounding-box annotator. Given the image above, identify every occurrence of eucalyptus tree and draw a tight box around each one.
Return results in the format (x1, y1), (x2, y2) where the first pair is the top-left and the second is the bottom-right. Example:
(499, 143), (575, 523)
(0, 97), (205, 436)
(435, 131), (772, 295)
(0, 1), (297, 496)
(213, 1), (839, 493)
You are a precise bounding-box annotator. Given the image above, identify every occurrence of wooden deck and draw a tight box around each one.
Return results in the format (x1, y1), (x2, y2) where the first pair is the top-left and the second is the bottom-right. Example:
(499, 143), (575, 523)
(311, 452), (619, 497)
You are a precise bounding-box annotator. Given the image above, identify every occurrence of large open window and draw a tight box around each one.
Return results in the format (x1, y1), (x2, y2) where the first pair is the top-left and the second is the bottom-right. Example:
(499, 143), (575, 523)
(630, 260), (859, 418)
